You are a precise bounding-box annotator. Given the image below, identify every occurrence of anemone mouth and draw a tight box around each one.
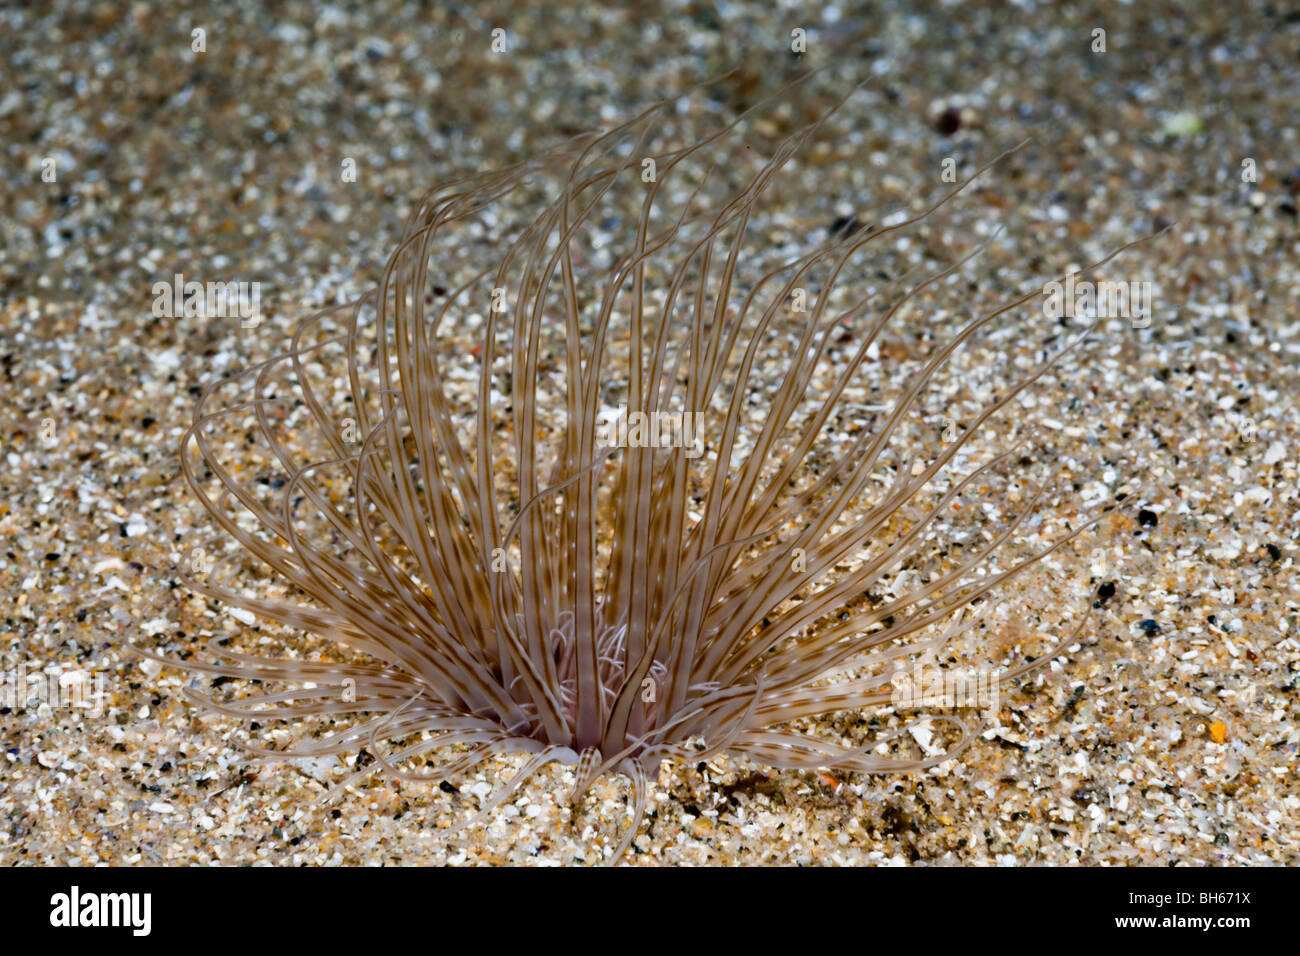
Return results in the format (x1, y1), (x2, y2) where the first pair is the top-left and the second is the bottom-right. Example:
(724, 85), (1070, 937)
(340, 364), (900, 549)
(138, 76), (1152, 863)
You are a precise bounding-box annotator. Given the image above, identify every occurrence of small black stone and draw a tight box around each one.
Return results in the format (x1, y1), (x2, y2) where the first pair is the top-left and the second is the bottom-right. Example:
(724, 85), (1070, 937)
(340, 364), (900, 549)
(827, 214), (862, 237)
(1097, 581), (1116, 601)
(1138, 619), (1160, 635)
(1266, 543), (1282, 561)
(439, 780), (456, 794)
(1137, 508), (1158, 528)
(933, 105), (962, 135)
(140, 416), (156, 428)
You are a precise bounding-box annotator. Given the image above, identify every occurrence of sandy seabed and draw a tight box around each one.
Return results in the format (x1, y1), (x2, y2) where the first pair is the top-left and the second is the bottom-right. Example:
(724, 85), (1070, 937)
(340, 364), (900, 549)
(0, 0), (1296, 865)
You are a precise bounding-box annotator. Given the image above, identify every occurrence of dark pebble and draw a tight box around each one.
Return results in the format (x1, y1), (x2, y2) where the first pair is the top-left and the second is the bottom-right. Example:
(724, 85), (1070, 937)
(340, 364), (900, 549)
(827, 214), (862, 237)
(933, 105), (962, 135)
(1138, 509), (1158, 528)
